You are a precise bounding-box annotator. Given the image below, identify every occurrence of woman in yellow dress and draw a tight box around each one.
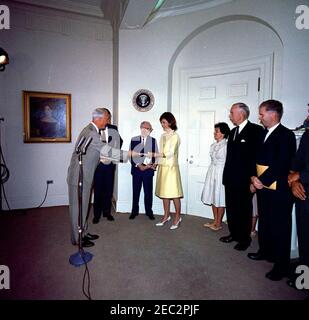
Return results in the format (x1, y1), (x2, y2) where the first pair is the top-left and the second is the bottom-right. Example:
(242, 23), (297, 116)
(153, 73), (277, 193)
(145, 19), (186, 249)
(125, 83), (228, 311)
(152, 112), (183, 230)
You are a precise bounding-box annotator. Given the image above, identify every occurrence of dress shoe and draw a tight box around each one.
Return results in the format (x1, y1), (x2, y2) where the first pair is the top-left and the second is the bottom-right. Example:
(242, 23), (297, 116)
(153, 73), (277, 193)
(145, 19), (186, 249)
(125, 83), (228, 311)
(247, 252), (266, 261)
(247, 252), (274, 262)
(156, 216), (171, 226)
(105, 215), (114, 221)
(265, 267), (287, 281)
(287, 278), (297, 289)
(129, 213), (138, 220)
(209, 224), (222, 231)
(234, 241), (251, 251)
(219, 235), (235, 243)
(170, 217), (182, 230)
(81, 238), (95, 247)
(147, 214), (155, 220)
(84, 233), (99, 240)
(203, 222), (214, 228)
(92, 217), (100, 224)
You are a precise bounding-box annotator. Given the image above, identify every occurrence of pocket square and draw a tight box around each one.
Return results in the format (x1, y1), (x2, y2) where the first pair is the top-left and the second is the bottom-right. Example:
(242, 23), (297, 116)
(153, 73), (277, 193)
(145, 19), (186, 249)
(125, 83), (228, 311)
(241, 139), (246, 142)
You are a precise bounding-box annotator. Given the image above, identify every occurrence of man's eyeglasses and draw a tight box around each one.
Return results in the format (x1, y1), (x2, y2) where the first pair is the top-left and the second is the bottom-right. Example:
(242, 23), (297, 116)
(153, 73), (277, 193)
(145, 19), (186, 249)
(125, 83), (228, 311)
(141, 127), (151, 130)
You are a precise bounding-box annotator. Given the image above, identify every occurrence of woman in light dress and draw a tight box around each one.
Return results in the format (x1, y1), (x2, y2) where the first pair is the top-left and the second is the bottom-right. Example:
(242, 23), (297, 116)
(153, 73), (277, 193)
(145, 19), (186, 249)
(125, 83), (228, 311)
(201, 122), (230, 231)
(150, 112), (183, 230)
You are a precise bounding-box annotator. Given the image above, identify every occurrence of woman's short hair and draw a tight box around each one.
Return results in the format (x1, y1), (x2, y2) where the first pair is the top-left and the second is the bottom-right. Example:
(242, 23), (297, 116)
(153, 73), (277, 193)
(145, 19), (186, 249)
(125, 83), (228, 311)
(159, 112), (177, 130)
(214, 122), (230, 138)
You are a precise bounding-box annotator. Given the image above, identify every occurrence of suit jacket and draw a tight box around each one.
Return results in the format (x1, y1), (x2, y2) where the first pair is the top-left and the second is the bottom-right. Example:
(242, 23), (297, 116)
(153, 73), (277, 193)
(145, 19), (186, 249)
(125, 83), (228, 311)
(291, 130), (309, 187)
(99, 124), (128, 164)
(67, 123), (126, 186)
(67, 123), (104, 186)
(256, 124), (296, 192)
(129, 135), (158, 177)
(223, 121), (264, 188)
(106, 124), (123, 149)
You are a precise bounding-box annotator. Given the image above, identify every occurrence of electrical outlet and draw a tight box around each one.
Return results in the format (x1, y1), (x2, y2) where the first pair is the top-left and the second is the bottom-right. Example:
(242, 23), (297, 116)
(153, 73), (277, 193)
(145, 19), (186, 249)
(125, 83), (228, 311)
(47, 180), (53, 184)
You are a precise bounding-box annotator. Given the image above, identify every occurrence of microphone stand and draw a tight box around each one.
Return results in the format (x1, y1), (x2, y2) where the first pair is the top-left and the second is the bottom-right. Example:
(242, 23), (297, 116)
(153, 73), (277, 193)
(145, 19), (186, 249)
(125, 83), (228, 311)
(69, 137), (94, 267)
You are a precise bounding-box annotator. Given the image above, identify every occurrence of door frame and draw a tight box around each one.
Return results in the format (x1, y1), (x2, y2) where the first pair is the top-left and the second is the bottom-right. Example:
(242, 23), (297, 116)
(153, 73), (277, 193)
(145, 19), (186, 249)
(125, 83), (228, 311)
(173, 54), (274, 215)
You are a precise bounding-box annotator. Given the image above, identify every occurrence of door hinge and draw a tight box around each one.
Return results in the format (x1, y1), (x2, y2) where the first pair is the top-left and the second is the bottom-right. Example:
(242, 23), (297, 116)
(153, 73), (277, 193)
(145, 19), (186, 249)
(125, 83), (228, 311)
(258, 77), (261, 92)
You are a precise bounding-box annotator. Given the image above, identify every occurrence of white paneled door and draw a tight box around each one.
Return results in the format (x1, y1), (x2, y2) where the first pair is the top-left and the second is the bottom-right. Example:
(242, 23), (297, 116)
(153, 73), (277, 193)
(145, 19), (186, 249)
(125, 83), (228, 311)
(186, 69), (261, 218)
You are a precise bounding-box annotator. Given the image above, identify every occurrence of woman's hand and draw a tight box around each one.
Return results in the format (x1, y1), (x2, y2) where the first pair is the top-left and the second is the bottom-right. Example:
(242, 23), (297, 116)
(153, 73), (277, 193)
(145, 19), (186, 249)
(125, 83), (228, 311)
(128, 150), (141, 157)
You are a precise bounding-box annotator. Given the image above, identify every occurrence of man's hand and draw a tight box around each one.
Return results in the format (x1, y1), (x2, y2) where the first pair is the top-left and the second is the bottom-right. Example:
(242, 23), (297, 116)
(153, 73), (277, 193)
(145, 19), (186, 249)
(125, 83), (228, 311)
(250, 183), (257, 193)
(288, 171), (300, 187)
(137, 164), (151, 171)
(251, 176), (264, 189)
(291, 180), (306, 200)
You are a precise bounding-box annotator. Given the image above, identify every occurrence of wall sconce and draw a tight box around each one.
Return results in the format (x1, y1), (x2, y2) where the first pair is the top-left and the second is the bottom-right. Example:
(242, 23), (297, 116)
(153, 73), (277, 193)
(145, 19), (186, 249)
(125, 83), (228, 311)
(0, 48), (9, 72)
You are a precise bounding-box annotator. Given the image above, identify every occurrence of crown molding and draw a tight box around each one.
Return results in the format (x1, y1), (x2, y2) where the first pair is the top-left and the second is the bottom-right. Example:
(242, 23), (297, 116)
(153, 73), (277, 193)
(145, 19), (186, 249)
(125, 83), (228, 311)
(151, 0), (234, 23)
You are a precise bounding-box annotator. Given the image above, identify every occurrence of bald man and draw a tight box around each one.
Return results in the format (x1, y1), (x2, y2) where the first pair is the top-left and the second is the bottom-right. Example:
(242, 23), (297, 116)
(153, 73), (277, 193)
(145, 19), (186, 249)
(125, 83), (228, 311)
(129, 121), (158, 220)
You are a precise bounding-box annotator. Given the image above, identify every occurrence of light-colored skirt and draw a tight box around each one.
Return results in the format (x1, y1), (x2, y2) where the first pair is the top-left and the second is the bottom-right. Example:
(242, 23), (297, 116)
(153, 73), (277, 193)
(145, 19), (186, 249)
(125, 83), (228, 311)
(155, 165), (183, 198)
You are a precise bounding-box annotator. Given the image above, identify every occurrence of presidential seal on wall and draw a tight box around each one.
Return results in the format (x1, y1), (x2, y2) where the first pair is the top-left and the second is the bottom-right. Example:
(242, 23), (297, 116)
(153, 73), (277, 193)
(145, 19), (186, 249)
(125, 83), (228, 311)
(132, 89), (154, 112)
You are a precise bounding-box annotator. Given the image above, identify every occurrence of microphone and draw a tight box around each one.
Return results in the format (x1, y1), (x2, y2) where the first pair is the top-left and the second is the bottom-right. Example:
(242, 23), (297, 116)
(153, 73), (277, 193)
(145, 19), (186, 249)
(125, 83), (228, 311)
(75, 136), (86, 153)
(82, 137), (92, 154)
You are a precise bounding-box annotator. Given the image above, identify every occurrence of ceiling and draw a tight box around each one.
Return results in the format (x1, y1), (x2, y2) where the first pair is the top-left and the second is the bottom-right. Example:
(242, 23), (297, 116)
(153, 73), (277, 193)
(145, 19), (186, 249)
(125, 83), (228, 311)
(13, 0), (233, 28)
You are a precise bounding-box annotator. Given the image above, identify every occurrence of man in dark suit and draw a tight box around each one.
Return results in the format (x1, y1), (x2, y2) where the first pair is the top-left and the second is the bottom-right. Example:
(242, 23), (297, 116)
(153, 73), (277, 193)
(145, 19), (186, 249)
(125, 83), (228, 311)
(129, 121), (158, 220)
(221, 102), (264, 251)
(288, 130), (309, 289)
(249, 100), (296, 281)
(93, 110), (123, 223)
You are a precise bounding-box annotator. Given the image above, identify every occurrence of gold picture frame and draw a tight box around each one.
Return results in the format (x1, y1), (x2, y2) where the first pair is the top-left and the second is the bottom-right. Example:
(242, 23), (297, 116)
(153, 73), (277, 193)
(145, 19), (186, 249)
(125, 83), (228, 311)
(23, 91), (71, 143)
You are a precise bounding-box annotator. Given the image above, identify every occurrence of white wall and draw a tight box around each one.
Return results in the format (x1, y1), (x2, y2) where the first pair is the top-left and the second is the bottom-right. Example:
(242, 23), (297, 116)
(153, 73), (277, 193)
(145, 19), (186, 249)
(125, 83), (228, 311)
(0, 1), (113, 209)
(117, 0), (309, 214)
(1, 0), (308, 212)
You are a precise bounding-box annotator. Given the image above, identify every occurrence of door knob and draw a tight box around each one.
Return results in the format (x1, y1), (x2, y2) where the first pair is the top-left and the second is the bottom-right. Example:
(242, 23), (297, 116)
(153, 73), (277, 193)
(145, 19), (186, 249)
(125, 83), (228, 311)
(189, 160), (193, 164)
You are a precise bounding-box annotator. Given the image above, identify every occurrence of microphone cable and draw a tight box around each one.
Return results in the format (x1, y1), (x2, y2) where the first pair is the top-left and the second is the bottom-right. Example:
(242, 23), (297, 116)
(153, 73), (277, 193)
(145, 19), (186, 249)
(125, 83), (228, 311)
(82, 253), (92, 300)
(80, 219), (93, 300)
(0, 143), (11, 210)
(36, 182), (50, 208)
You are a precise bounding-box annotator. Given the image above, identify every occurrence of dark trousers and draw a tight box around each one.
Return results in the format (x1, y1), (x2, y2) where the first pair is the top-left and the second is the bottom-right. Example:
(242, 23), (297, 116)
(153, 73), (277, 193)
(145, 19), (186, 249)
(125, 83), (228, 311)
(295, 185), (309, 267)
(131, 172), (153, 216)
(257, 188), (293, 271)
(93, 162), (115, 219)
(225, 186), (253, 244)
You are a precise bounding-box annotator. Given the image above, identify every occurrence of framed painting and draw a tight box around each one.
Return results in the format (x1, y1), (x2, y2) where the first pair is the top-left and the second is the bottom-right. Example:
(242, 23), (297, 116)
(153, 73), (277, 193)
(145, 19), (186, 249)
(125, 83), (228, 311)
(23, 91), (71, 143)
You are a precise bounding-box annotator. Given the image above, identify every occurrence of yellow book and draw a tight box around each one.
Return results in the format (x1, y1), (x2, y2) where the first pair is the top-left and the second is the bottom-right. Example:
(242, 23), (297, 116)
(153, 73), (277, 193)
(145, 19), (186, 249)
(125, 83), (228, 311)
(256, 164), (277, 190)
(256, 164), (268, 177)
(265, 181), (277, 190)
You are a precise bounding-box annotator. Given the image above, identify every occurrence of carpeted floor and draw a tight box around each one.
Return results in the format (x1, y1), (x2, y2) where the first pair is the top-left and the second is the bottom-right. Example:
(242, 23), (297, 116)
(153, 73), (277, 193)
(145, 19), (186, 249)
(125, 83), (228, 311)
(0, 206), (306, 300)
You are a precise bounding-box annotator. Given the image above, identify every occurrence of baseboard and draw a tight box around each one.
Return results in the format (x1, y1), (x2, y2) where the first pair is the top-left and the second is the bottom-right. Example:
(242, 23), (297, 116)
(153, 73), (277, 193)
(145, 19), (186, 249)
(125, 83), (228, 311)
(4, 194), (68, 210)
(116, 201), (164, 215)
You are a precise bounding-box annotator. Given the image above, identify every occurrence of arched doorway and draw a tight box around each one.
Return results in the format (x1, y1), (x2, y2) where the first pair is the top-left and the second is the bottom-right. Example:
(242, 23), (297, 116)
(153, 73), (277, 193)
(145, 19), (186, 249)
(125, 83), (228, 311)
(169, 16), (283, 218)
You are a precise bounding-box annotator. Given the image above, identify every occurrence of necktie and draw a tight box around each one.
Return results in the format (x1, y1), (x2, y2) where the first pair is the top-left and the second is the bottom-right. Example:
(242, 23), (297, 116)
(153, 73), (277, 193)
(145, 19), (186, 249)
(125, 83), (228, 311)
(142, 137), (145, 146)
(233, 126), (239, 141)
(263, 128), (269, 142)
